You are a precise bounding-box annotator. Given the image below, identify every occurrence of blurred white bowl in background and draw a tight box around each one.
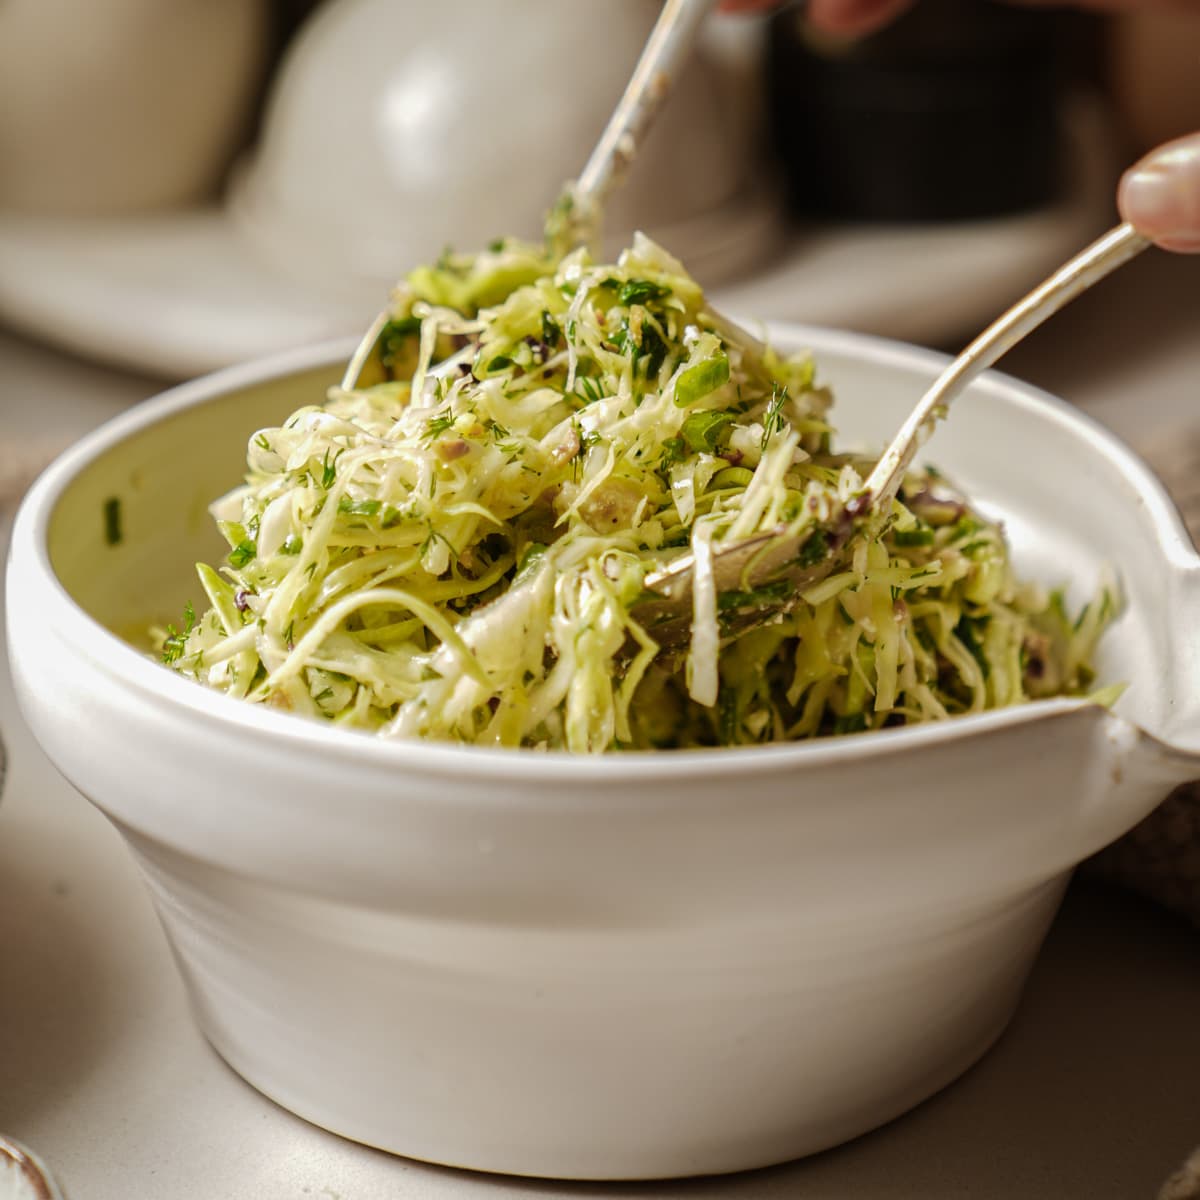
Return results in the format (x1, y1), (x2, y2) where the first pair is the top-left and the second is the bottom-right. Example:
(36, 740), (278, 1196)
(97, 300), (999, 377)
(0, 0), (270, 216)
(228, 0), (778, 302)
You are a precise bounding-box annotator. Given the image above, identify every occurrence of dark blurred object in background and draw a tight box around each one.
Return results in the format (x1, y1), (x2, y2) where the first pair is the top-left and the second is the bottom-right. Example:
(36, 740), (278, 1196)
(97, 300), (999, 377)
(269, 0), (325, 73)
(1108, 8), (1200, 154)
(766, 0), (1098, 224)
(245, 0), (325, 145)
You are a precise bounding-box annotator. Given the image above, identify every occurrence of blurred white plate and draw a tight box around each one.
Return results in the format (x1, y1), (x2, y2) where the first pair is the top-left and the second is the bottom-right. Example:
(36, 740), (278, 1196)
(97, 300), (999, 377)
(0, 98), (1113, 380)
(0, 1137), (65, 1200)
(0, 185), (783, 380)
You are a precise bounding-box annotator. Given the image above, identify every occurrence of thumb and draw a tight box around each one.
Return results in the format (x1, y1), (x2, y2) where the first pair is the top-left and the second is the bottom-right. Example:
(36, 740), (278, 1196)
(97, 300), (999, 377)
(1118, 132), (1200, 253)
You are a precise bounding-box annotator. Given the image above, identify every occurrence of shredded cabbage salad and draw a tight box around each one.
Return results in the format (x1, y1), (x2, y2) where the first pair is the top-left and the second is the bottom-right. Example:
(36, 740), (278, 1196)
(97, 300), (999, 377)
(157, 233), (1115, 751)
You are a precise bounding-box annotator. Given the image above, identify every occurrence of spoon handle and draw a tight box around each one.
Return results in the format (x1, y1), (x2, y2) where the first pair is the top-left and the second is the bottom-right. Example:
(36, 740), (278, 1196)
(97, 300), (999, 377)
(638, 220), (1153, 631)
(860, 222), (1151, 516)
(343, 0), (717, 391)
(571, 0), (718, 241)
(864, 129), (1200, 514)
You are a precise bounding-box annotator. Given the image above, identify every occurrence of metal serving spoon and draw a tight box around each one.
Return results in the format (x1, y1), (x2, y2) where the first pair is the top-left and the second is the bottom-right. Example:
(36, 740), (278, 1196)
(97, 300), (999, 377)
(339, 0), (718, 394)
(634, 131), (1200, 647)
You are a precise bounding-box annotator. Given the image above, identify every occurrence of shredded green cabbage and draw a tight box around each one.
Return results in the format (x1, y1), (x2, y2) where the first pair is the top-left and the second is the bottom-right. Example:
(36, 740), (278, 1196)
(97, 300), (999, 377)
(157, 233), (1115, 751)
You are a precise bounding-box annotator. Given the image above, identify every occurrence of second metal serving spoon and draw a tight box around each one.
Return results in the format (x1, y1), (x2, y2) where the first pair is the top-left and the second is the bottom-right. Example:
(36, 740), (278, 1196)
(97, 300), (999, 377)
(635, 132), (1200, 647)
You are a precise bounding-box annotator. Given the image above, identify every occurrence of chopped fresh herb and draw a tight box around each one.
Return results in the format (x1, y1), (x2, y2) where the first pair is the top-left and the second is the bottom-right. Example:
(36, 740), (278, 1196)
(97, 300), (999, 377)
(161, 601), (197, 664)
(615, 320), (669, 379)
(717, 579), (794, 611)
(617, 278), (671, 306)
(420, 526), (457, 565)
(320, 449), (341, 489)
(229, 539), (257, 568)
(574, 375), (603, 406)
(892, 528), (935, 547)
(379, 316), (423, 374)
(797, 529), (830, 567)
(338, 498), (382, 517)
(423, 412), (455, 439)
(832, 712), (868, 735)
(760, 385), (788, 448)
(102, 496), (122, 547)
(955, 617), (991, 678)
(641, 325), (669, 377)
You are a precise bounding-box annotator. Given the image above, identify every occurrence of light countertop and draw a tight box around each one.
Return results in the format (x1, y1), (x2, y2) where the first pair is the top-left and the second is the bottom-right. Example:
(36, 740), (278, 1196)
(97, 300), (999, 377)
(2, 244), (1199, 1199)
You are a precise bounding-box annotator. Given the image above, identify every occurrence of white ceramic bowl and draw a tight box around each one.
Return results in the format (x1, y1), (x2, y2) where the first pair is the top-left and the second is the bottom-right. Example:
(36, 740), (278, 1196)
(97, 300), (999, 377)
(8, 329), (1200, 1180)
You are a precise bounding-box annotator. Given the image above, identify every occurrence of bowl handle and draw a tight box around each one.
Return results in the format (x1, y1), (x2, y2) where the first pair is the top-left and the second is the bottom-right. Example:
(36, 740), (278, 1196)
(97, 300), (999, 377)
(1135, 561), (1200, 760)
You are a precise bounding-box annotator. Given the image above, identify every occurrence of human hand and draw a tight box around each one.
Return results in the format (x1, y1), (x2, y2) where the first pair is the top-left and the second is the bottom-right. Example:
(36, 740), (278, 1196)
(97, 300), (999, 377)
(718, 0), (929, 36)
(720, 1), (1200, 251)
(1118, 132), (1200, 252)
(721, 0), (1199, 38)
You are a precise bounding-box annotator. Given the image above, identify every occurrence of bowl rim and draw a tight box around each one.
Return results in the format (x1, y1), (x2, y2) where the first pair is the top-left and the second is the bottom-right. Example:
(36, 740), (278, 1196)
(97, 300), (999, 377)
(10, 324), (1197, 784)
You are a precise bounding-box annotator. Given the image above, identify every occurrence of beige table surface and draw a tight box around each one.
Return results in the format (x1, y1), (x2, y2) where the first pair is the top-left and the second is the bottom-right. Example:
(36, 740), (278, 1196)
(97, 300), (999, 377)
(2, 245), (1200, 1199)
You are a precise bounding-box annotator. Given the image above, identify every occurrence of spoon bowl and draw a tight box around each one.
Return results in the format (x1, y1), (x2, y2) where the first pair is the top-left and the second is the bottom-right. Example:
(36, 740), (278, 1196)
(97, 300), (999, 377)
(645, 124), (1200, 618)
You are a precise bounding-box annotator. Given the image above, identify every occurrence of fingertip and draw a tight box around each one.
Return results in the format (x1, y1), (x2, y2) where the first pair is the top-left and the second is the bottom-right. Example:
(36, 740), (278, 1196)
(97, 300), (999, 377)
(717, 0), (779, 12)
(1117, 132), (1200, 253)
(805, 0), (914, 37)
